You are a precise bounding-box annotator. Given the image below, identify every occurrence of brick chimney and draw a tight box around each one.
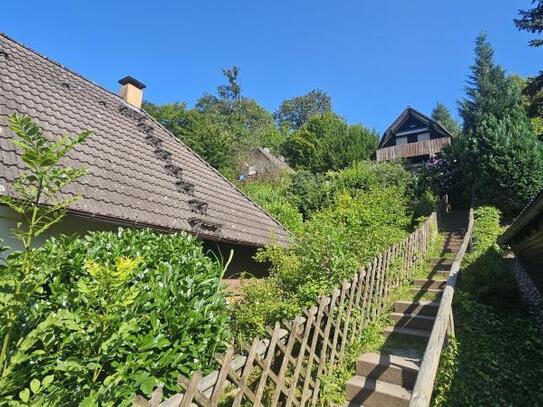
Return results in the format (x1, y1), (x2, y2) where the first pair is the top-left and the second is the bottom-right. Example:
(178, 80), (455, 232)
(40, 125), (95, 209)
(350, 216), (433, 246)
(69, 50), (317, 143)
(118, 76), (145, 108)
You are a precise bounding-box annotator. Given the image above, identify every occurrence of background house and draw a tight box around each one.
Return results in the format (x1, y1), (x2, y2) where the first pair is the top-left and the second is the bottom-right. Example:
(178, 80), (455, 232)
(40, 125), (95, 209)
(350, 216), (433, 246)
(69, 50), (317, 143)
(0, 33), (289, 276)
(375, 107), (452, 166)
(239, 147), (293, 181)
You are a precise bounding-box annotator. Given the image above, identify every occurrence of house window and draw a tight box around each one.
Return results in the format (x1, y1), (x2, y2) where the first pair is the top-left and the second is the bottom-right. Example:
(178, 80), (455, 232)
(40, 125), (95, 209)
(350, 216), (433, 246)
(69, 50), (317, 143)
(407, 134), (418, 143)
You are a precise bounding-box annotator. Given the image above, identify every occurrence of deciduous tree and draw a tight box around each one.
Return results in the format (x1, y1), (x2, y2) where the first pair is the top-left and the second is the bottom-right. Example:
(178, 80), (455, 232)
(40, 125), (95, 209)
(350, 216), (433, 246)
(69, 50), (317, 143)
(274, 89), (332, 131)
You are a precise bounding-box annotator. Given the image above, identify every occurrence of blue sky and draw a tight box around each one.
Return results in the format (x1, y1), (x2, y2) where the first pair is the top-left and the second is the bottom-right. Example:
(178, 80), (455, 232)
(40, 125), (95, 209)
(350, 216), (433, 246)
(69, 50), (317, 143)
(1, 1), (541, 132)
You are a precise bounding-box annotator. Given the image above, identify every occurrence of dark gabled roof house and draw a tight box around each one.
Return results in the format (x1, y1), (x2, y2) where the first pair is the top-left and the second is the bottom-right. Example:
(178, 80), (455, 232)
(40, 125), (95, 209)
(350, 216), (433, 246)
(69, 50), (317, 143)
(0, 33), (289, 273)
(239, 147), (293, 181)
(376, 107), (452, 166)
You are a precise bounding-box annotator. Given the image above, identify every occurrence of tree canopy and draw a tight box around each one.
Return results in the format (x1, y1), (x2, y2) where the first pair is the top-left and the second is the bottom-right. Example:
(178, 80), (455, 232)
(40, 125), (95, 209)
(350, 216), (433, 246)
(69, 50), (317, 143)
(274, 90), (332, 131)
(424, 33), (543, 216)
(145, 72), (379, 178)
(280, 112), (379, 173)
(515, 1), (543, 136)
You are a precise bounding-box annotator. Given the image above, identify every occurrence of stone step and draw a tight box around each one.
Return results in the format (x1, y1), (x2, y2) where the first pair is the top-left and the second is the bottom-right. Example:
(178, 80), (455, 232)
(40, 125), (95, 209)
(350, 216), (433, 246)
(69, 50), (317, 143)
(430, 258), (454, 266)
(413, 279), (446, 289)
(345, 375), (411, 406)
(430, 263), (452, 272)
(383, 326), (431, 341)
(443, 238), (463, 244)
(355, 353), (420, 389)
(410, 287), (443, 297)
(441, 247), (460, 254)
(391, 312), (435, 330)
(428, 270), (450, 279)
(394, 300), (440, 317)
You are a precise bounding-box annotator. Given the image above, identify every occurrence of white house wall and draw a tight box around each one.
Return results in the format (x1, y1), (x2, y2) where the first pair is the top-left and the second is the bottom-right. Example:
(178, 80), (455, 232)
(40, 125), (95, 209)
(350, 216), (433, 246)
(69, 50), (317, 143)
(0, 205), (118, 256)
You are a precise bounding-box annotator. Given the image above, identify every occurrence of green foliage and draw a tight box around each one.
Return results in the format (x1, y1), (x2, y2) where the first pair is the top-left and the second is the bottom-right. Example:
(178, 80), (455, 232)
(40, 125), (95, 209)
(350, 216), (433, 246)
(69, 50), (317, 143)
(461, 206), (520, 307)
(233, 161), (416, 341)
(463, 114), (543, 216)
(459, 33), (527, 134)
(0, 114), (90, 248)
(240, 177), (304, 233)
(144, 67), (284, 178)
(274, 89), (332, 131)
(0, 114), (90, 399)
(433, 205), (543, 406)
(281, 113), (379, 173)
(514, 0), (543, 136)
(423, 34), (543, 216)
(515, 0), (543, 48)
(431, 102), (461, 136)
(1, 228), (230, 405)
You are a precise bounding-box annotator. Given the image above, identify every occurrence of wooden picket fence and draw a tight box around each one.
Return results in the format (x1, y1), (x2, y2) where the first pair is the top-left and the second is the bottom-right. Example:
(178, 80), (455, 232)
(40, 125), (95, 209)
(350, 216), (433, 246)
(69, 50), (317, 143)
(135, 212), (437, 407)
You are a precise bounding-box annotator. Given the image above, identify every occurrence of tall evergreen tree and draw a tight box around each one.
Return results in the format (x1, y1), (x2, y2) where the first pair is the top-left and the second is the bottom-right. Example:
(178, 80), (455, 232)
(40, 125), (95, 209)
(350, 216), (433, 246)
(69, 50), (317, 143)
(459, 33), (527, 134)
(515, 0), (543, 47)
(425, 34), (543, 215)
(515, 1), (543, 133)
(431, 102), (461, 136)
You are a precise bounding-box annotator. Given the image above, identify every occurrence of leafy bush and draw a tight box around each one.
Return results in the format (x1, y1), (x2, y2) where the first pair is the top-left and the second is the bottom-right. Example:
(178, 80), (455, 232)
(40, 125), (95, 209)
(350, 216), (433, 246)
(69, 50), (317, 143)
(233, 163), (414, 340)
(280, 112), (379, 173)
(433, 204), (543, 406)
(1, 228), (230, 405)
(286, 170), (332, 219)
(241, 176), (304, 233)
(461, 206), (521, 308)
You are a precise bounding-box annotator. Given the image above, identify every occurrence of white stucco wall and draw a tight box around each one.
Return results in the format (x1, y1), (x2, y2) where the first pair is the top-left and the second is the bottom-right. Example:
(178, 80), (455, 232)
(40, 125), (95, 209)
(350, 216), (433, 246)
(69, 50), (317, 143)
(0, 205), (119, 256)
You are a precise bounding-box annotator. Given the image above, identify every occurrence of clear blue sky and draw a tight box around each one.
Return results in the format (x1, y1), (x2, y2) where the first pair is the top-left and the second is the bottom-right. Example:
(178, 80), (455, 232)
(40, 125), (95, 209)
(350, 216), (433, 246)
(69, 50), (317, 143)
(1, 1), (541, 132)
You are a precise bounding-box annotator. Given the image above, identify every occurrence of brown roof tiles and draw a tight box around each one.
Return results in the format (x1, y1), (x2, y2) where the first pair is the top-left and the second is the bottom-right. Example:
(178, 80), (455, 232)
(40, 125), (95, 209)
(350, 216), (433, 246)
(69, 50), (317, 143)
(0, 33), (289, 247)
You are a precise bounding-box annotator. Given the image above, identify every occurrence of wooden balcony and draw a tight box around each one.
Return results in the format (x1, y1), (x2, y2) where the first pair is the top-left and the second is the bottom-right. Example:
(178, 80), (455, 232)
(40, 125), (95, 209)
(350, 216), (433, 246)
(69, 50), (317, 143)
(375, 138), (451, 162)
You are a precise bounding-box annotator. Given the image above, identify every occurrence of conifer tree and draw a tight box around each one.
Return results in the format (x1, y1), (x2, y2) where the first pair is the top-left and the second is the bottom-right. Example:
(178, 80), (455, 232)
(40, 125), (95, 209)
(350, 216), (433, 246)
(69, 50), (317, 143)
(459, 33), (527, 134)
(431, 102), (461, 136)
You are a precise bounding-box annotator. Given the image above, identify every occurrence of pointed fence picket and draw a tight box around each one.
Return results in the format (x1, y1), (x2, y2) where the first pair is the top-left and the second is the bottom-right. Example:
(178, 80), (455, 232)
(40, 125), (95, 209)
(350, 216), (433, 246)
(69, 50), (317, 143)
(134, 212), (438, 407)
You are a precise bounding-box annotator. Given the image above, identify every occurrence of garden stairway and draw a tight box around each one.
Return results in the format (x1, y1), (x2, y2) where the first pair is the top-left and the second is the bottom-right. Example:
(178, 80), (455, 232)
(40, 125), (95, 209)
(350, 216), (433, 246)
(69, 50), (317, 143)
(345, 211), (468, 407)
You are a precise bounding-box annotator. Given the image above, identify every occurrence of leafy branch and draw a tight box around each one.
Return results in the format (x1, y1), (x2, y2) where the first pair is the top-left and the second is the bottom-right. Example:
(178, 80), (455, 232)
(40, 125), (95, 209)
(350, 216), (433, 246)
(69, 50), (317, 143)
(0, 114), (90, 390)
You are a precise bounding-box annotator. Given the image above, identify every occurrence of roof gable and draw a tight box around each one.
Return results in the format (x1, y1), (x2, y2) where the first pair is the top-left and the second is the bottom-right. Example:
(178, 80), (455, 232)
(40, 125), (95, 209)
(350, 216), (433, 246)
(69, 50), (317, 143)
(379, 107), (452, 148)
(396, 115), (428, 134)
(253, 148), (292, 170)
(0, 33), (289, 247)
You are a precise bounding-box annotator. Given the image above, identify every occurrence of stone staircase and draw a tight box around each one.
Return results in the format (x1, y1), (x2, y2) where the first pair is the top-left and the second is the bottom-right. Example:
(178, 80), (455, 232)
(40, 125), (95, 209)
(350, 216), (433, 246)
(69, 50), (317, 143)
(345, 211), (467, 407)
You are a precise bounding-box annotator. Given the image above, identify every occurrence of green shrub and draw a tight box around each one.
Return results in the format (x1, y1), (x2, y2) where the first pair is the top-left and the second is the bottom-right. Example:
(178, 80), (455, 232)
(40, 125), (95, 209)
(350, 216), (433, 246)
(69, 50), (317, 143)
(461, 206), (521, 308)
(286, 170), (332, 219)
(433, 204), (543, 406)
(241, 176), (304, 233)
(233, 183), (412, 339)
(1, 228), (230, 405)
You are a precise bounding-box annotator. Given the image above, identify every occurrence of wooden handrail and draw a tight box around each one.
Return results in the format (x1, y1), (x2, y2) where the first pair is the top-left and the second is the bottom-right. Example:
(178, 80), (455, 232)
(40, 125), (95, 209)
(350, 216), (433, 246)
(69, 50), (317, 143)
(409, 208), (474, 407)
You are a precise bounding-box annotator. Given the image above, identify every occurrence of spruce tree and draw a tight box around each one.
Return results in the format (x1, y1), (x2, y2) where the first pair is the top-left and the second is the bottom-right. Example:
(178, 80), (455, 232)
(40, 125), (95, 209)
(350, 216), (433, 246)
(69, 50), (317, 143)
(430, 33), (543, 216)
(515, 0), (543, 132)
(431, 102), (461, 136)
(459, 33), (526, 134)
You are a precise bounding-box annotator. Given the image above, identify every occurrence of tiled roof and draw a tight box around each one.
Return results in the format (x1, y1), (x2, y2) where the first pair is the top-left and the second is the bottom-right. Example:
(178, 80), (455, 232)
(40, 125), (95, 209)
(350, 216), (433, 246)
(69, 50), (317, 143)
(254, 148), (293, 172)
(0, 33), (289, 247)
